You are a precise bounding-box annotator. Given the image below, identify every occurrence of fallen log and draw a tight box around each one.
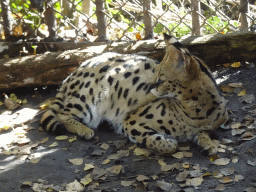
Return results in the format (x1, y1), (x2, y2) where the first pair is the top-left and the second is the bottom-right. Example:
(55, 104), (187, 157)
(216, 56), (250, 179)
(0, 31), (256, 90)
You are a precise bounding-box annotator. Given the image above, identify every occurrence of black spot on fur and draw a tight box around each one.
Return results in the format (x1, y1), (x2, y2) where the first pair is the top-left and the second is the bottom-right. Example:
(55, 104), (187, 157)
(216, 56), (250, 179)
(74, 104), (83, 111)
(77, 72), (83, 77)
(80, 95), (86, 102)
(131, 129), (141, 136)
(160, 126), (171, 135)
(156, 136), (161, 140)
(144, 63), (151, 70)
(53, 101), (64, 109)
(124, 64), (133, 68)
(192, 96), (198, 101)
(206, 107), (216, 117)
(130, 120), (136, 125)
(118, 87), (123, 99)
(41, 115), (54, 130)
(115, 108), (120, 116)
(156, 103), (166, 116)
(99, 65), (110, 73)
(90, 73), (95, 77)
(84, 72), (90, 78)
(136, 83), (146, 92)
(139, 106), (151, 116)
(116, 59), (126, 62)
(135, 69), (140, 74)
(85, 81), (91, 88)
(79, 82), (84, 89)
(169, 120), (173, 125)
(115, 80), (119, 91)
(132, 77), (140, 85)
(145, 114), (154, 119)
(123, 89), (129, 99)
(157, 120), (163, 124)
(127, 98), (132, 106)
(108, 76), (114, 86)
(115, 68), (121, 74)
(124, 72), (132, 78)
(67, 103), (73, 108)
(89, 88), (93, 95)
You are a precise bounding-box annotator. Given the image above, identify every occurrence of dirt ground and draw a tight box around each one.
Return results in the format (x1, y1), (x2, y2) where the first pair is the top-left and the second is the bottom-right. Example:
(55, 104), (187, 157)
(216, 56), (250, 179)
(0, 62), (256, 192)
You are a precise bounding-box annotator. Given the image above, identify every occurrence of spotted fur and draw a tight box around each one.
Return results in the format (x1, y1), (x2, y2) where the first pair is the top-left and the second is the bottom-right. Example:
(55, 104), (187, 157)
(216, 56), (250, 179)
(41, 33), (228, 155)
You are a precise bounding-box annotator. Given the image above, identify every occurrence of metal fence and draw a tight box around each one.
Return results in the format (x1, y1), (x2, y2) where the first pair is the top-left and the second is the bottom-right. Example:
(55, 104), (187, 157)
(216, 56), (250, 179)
(0, 0), (255, 42)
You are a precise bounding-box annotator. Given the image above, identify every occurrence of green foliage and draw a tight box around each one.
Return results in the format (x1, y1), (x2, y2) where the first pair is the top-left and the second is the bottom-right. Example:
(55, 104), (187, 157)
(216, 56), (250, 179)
(154, 23), (165, 34)
(205, 16), (229, 34)
(168, 23), (191, 38)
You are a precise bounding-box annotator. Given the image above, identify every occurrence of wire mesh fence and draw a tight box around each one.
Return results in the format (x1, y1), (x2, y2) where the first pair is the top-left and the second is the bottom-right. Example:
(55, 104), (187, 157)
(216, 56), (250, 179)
(0, 0), (256, 43)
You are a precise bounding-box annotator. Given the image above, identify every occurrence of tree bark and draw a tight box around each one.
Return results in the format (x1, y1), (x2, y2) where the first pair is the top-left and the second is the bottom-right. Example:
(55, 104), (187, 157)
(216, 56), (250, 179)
(1, 31), (256, 90)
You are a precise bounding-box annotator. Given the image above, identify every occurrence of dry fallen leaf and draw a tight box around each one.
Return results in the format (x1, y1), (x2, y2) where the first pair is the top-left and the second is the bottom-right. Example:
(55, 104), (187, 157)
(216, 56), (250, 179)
(55, 135), (69, 140)
(241, 131), (256, 140)
(101, 159), (110, 165)
(230, 123), (242, 129)
(100, 143), (109, 150)
(40, 137), (49, 144)
(121, 180), (135, 187)
(232, 128), (246, 136)
(172, 152), (184, 159)
(84, 164), (95, 171)
(29, 153), (42, 164)
(215, 184), (226, 191)
(92, 166), (107, 179)
(220, 167), (234, 176)
(186, 177), (204, 187)
(68, 136), (77, 143)
(234, 175), (244, 182)
(247, 159), (256, 166)
(69, 158), (83, 165)
(134, 147), (151, 156)
(156, 180), (173, 191)
(106, 165), (123, 175)
(183, 151), (193, 158)
(4, 93), (19, 110)
(219, 85), (234, 93)
(218, 176), (233, 183)
(237, 89), (246, 96)
(212, 158), (230, 166)
(161, 165), (174, 172)
(49, 142), (59, 147)
(136, 32), (142, 40)
(107, 150), (129, 159)
(158, 159), (166, 166)
(66, 179), (84, 192)
(80, 174), (93, 186)
(136, 175), (149, 181)
(228, 82), (243, 88)
(176, 171), (189, 182)
(231, 62), (241, 68)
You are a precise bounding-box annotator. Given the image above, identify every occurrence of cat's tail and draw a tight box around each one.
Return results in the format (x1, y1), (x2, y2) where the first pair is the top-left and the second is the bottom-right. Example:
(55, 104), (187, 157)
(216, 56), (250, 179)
(40, 87), (66, 135)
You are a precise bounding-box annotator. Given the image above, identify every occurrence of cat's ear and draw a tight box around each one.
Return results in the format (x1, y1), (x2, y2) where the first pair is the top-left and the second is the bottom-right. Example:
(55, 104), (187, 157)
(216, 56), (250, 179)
(159, 34), (199, 81)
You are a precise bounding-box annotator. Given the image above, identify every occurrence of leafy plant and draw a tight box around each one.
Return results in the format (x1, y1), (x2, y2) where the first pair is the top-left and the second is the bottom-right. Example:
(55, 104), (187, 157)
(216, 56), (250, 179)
(204, 16), (229, 34)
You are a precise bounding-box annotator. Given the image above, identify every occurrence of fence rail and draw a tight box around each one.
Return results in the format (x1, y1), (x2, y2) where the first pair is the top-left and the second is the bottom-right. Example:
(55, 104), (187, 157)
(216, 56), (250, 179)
(0, 0), (255, 43)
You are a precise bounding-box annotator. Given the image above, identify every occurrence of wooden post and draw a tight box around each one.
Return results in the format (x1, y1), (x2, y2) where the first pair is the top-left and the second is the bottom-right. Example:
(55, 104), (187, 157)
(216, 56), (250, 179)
(191, 0), (201, 36)
(94, 0), (110, 42)
(240, 0), (249, 31)
(1, 0), (12, 39)
(143, 0), (154, 39)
